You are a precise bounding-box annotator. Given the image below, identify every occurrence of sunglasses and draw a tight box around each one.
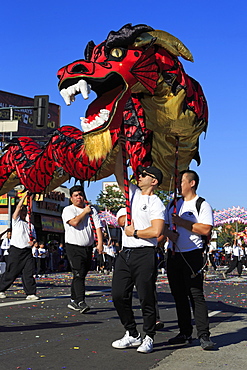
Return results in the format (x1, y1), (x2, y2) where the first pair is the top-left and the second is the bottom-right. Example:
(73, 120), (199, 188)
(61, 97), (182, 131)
(140, 171), (157, 180)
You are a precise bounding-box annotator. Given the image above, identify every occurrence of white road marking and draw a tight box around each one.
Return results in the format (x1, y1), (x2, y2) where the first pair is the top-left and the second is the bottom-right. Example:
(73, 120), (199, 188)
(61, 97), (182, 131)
(208, 310), (221, 317)
(0, 288), (112, 308)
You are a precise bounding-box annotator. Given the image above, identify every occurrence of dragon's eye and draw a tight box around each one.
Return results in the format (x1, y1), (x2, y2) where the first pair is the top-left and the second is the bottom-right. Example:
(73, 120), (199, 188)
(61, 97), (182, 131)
(110, 48), (123, 58)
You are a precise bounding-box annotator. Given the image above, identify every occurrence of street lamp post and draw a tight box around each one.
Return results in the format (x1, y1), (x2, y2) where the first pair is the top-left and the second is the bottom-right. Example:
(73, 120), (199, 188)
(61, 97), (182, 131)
(7, 189), (16, 228)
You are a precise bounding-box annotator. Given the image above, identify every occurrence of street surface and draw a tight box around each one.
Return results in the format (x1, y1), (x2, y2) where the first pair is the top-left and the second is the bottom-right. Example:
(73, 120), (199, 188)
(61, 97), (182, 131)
(0, 266), (247, 370)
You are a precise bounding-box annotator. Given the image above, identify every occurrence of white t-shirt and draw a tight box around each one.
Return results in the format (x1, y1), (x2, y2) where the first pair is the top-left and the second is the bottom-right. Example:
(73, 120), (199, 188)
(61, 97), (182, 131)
(164, 240), (169, 252)
(208, 243), (215, 254)
(232, 245), (244, 258)
(32, 247), (39, 258)
(122, 183), (165, 248)
(38, 247), (47, 258)
(10, 216), (36, 249)
(1, 237), (11, 255)
(104, 243), (116, 257)
(165, 195), (213, 252)
(62, 204), (102, 246)
(224, 245), (232, 254)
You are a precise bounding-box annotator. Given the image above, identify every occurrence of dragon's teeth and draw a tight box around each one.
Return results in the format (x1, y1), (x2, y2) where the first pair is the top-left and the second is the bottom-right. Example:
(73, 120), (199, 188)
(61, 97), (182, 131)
(78, 80), (90, 100)
(80, 117), (90, 131)
(80, 109), (110, 132)
(60, 89), (71, 106)
(60, 79), (91, 105)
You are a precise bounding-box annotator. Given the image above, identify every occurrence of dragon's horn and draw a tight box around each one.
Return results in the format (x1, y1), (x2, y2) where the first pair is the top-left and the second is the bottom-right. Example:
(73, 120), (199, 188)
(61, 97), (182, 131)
(133, 30), (194, 62)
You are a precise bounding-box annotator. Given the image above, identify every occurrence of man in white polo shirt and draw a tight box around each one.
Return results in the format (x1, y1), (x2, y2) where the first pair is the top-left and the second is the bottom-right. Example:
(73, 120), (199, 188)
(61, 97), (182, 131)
(62, 185), (103, 313)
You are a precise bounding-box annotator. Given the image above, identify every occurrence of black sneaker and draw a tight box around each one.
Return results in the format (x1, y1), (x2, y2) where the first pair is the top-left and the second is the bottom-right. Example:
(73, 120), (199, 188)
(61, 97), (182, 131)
(67, 300), (80, 311)
(168, 333), (192, 345)
(199, 334), (214, 350)
(78, 301), (90, 314)
(155, 321), (164, 330)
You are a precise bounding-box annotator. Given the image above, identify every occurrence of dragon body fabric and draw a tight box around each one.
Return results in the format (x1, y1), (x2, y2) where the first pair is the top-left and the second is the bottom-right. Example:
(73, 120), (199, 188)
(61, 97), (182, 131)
(0, 24), (208, 195)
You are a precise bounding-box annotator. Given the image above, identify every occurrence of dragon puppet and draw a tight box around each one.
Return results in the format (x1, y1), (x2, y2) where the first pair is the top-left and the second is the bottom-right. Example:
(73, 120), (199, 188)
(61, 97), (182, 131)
(0, 23), (208, 196)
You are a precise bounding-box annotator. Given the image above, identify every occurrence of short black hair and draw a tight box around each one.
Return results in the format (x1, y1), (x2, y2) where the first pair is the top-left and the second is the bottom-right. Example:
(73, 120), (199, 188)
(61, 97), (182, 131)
(180, 169), (199, 190)
(69, 185), (84, 197)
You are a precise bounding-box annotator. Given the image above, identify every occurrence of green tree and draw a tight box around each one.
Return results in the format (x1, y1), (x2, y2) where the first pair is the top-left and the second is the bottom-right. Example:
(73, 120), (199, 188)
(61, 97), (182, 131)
(216, 222), (246, 247)
(96, 185), (125, 213)
(154, 189), (173, 206)
(96, 182), (173, 213)
(130, 178), (173, 206)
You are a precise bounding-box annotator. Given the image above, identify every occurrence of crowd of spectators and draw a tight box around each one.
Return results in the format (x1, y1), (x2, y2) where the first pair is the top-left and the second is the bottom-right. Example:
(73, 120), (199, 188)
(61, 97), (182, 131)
(0, 237), (69, 277)
(204, 240), (247, 269)
(91, 232), (121, 274)
(1, 230), (247, 277)
(0, 232), (122, 277)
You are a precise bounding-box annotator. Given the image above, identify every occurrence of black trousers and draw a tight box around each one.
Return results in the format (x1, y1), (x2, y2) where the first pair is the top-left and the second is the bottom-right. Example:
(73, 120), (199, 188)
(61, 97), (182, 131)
(106, 255), (114, 271)
(209, 254), (217, 270)
(167, 249), (210, 338)
(225, 253), (231, 266)
(65, 243), (93, 304)
(226, 256), (243, 276)
(37, 258), (46, 275)
(0, 246), (36, 295)
(112, 247), (157, 338)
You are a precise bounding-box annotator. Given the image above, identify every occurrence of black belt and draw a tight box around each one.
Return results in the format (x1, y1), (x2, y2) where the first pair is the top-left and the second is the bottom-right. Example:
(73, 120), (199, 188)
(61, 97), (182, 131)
(122, 246), (154, 250)
(66, 243), (93, 248)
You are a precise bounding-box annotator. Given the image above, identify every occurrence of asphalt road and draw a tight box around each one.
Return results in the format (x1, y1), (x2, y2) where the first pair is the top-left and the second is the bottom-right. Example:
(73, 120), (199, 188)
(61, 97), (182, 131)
(0, 266), (247, 370)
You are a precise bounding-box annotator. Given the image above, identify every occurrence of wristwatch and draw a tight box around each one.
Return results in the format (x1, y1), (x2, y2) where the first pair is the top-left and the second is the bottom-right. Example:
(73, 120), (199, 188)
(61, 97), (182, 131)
(133, 230), (139, 239)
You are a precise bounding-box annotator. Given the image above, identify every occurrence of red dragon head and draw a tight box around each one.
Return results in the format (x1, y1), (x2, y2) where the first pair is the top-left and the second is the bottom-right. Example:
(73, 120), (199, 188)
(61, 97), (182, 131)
(57, 23), (208, 190)
(0, 24), (208, 196)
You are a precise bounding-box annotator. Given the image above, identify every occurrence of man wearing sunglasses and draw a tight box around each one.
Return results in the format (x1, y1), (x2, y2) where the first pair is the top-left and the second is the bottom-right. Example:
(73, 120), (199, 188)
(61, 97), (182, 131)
(62, 186), (103, 313)
(111, 140), (165, 354)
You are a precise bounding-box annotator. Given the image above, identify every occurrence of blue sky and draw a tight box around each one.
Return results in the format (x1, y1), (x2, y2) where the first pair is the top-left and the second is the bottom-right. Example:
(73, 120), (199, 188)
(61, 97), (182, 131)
(1, 0), (247, 211)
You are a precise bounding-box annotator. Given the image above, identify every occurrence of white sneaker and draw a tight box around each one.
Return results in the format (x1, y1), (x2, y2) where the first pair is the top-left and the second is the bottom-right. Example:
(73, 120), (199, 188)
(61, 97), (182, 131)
(137, 335), (153, 353)
(26, 295), (40, 300)
(222, 272), (227, 279)
(112, 331), (142, 349)
(0, 292), (6, 299)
